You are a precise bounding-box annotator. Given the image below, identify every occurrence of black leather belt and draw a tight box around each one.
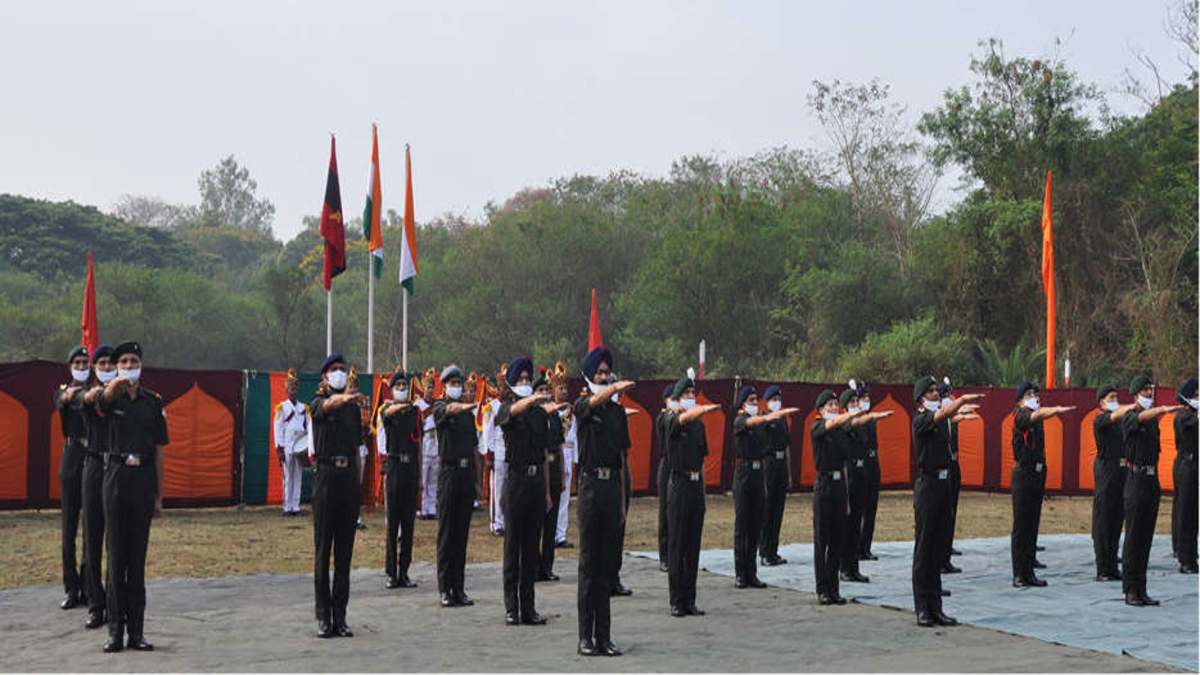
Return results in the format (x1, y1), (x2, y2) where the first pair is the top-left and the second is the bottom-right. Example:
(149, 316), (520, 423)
(317, 456), (353, 468)
(442, 457), (472, 469)
(387, 453), (414, 464)
(108, 452), (152, 467)
(66, 437), (88, 448)
(585, 467), (616, 480)
(1128, 464), (1157, 475)
(818, 469), (843, 481)
(739, 459), (762, 470)
(511, 464), (542, 477)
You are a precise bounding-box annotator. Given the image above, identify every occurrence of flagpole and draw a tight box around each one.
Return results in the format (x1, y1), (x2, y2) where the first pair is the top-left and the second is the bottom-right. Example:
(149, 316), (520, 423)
(367, 251), (375, 374)
(326, 289), (333, 356)
(402, 290), (408, 371)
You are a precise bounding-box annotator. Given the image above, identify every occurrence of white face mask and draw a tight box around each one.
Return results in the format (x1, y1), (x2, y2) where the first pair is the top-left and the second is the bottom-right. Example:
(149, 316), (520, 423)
(326, 370), (347, 391)
(1191, 398), (1200, 410)
(923, 399), (940, 412)
(1104, 400), (1119, 412)
(71, 368), (89, 383)
(1136, 394), (1153, 410)
(587, 379), (606, 395)
(392, 387), (407, 401)
(846, 405), (859, 414)
(445, 385), (463, 400)
(118, 367), (141, 383)
(941, 397), (953, 408)
(822, 410), (838, 420)
(1024, 397), (1040, 411)
(859, 399), (870, 411)
(667, 400), (680, 411)
(96, 368), (117, 384)
(768, 400), (782, 412)
(512, 384), (533, 398)
(680, 398), (697, 411)
(744, 404), (758, 416)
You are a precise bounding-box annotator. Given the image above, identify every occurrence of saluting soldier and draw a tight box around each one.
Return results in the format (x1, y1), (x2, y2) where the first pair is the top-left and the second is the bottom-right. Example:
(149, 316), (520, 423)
(1174, 378), (1198, 575)
(760, 384), (793, 567)
(938, 379), (964, 574)
(839, 386), (872, 584)
(378, 369), (421, 590)
(665, 374), (721, 617)
(574, 346), (633, 657)
(911, 376), (981, 627)
(434, 365), (481, 608)
(99, 340), (168, 652)
(656, 383), (678, 572)
(1010, 380), (1075, 588)
(855, 382), (882, 561)
(539, 363), (570, 582)
(1091, 383), (1135, 581)
(309, 354), (361, 638)
(1120, 375), (1181, 605)
(80, 344), (115, 629)
(54, 345), (91, 611)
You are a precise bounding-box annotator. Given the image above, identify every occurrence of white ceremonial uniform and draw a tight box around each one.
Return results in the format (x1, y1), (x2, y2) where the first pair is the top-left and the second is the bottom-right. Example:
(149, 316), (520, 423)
(273, 398), (310, 514)
(556, 408), (577, 543)
(417, 398), (439, 517)
(479, 398), (506, 533)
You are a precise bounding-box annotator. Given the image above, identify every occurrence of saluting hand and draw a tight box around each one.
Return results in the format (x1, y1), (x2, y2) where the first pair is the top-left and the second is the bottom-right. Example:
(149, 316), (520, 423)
(613, 380), (636, 393)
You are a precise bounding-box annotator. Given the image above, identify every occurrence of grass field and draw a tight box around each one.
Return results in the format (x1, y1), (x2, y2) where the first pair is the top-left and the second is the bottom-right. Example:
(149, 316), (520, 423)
(0, 491), (1175, 592)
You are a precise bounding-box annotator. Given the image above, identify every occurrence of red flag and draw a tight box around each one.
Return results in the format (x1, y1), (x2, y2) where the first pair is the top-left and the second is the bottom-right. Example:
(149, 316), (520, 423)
(81, 252), (99, 357)
(588, 288), (603, 351)
(320, 136), (346, 292)
(1041, 170), (1056, 389)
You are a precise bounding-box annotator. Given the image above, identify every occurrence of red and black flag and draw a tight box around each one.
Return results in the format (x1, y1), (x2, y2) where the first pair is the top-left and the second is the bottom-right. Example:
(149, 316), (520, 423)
(320, 136), (346, 291)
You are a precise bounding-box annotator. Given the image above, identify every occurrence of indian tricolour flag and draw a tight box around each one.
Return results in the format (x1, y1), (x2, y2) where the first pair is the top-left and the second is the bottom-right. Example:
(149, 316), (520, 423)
(399, 144), (419, 294)
(363, 124), (384, 278)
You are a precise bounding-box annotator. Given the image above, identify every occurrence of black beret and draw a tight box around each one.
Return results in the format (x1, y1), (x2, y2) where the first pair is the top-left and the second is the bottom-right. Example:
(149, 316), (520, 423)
(581, 347), (613, 380)
(662, 384), (675, 400)
(764, 384), (781, 400)
(320, 352), (345, 375)
(815, 389), (837, 409)
(1095, 382), (1116, 402)
(913, 376), (936, 403)
(838, 388), (858, 409)
(1176, 378), (1197, 403)
(855, 381), (869, 398)
(111, 341), (143, 363)
(91, 344), (113, 362)
(532, 371), (548, 390)
(389, 370), (410, 388)
(506, 356), (532, 387)
(1015, 380), (1039, 402)
(672, 377), (695, 400)
(66, 345), (88, 363)
(937, 381), (952, 398)
(440, 365), (464, 383)
(736, 385), (757, 410)
(1129, 374), (1152, 396)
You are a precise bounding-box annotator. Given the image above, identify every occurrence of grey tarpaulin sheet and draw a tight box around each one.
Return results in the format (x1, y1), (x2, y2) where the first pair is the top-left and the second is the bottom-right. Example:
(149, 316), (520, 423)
(634, 534), (1197, 671)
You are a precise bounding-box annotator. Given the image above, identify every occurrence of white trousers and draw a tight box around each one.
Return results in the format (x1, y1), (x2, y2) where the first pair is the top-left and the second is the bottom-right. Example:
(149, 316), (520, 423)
(420, 435), (439, 516)
(281, 452), (302, 513)
(556, 461), (574, 542)
(490, 458), (507, 532)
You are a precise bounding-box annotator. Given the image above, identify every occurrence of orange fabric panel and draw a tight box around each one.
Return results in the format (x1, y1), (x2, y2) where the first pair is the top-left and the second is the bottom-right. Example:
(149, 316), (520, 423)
(48, 409), (63, 500)
(696, 392), (726, 487)
(957, 416), (985, 488)
(1000, 413), (1062, 490)
(625, 397), (652, 491)
(266, 373), (286, 506)
(0, 390), (29, 500)
(162, 384), (236, 499)
(874, 394), (911, 485)
(1158, 413), (1177, 492)
(1078, 409), (1100, 491)
(799, 409), (818, 489)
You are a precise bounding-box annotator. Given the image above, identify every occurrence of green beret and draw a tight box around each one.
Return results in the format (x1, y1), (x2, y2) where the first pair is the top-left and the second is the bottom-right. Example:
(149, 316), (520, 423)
(815, 389), (836, 409)
(671, 377), (695, 400)
(1129, 374), (1152, 396)
(838, 388), (858, 409)
(914, 375), (936, 403)
(111, 341), (143, 363)
(1096, 383), (1116, 402)
(66, 345), (88, 363)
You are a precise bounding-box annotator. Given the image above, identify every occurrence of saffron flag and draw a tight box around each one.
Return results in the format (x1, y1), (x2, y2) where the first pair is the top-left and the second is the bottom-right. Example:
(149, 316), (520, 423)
(588, 288), (603, 351)
(1042, 170), (1056, 389)
(320, 136), (346, 292)
(363, 125), (384, 279)
(399, 144), (419, 294)
(81, 252), (99, 357)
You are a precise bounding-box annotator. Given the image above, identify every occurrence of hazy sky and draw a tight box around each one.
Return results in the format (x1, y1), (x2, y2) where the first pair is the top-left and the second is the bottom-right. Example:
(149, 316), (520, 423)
(2, 1), (1189, 242)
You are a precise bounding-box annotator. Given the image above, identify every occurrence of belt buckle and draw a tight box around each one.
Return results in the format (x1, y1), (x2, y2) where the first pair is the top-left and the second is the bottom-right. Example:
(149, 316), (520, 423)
(1119, 458), (1127, 467)
(937, 468), (949, 480)
(1146, 466), (1156, 476)
(688, 471), (700, 482)
(124, 454), (141, 467)
(80, 438), (89, 448)
(775, 451), (785, 460)
(855, 459), (864, 468)
(399, 454), (411, 464)
(868, 450), (877, 458)
(526, 465), (537, 477)
(1035, 462), (1043, 473)
(333, 457), (349, 469)
(458, 458), (470, 469)
(832, 470), (842, 481)
(596, 468), (611, 480)
(751, 460), (761, 470)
